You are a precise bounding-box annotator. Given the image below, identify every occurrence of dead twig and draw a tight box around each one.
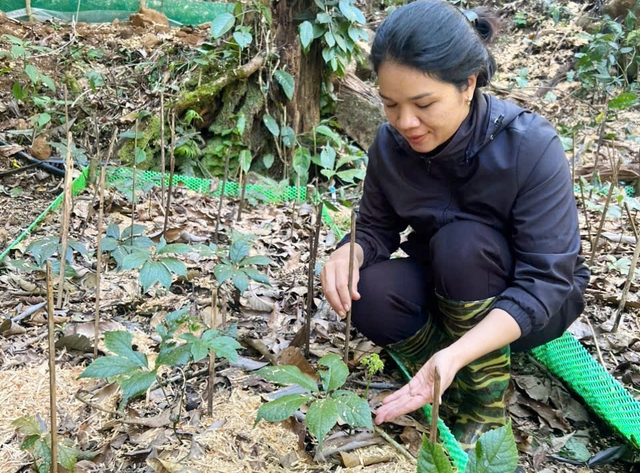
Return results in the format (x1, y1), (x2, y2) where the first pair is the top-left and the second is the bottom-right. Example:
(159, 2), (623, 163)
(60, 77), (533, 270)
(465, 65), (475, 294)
(130, 119), (139, 247)
(160, 92), (166, 209)
(578, 179), (593, 244)
(430, 367), (441, 444)
(343, 209), (356, 364)
(305, 202), (323, 356)
(56, 130), (74, 309)
(215, 151), (231, 242)
(373, 426), (417, 464)
(46, 262), (58, 473)
(208, 286), (218, 417)
(589, 153), (621, 266)
(613, 203), (640, 332)
(584, 316), (607, 370)
(163, 111), (176, 235)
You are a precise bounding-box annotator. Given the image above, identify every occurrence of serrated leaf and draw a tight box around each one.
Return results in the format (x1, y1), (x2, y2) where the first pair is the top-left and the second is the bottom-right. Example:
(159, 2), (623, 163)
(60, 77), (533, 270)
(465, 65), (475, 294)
(258, 366), (319, 392)
(232, 269), (250, 292)
(160, 258), (187, 278)
(104, 331), (148, 368)
(332, 390), (372, 428)
(106, 222), (120, 239)
(242, 267), (270, 285)
(255, 394), (310, 425)
(12, 416), (44, 436)
(239, 255), (272, 266)
(263, 114), (280, 137)
(33, 438), (52, 473)
(156, 343), (192, 367)
(417, 436), (453, 473)
(140, 261), (173, 292)
(181, 333), (209, 362)
(230, 239), (251, 264)
(214, 263), (235, 284)
(274, 70), (295, 100)
(206, 335), (242, 362)
(467, 423), (518, 473)
(121, 250), (150, 269)
(120, 370), (157, 402)
(58, 441), (77, 471)
(318, 353), (349, 392)
(299, 21), (314, 51)
(608, 92), (637, 110)
(211, 13), (236, 39)
(307, 398), (339, 449)
(79, 356), (140, 379)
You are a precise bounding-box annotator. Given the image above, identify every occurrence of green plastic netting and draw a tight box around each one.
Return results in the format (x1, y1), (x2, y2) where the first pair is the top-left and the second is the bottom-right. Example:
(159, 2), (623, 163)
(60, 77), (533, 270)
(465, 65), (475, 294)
(0, 0), (233, 25)
(532, 331), (640, 449)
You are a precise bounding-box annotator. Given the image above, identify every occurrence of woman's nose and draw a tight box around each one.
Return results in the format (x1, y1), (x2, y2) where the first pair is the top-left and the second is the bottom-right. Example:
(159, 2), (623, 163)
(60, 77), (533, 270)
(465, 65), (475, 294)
(395, 107), (420, 131)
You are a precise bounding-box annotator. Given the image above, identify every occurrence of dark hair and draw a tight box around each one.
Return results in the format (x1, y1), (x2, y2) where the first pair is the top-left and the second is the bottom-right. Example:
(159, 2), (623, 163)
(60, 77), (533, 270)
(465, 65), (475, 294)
(371, 0), (499, 90)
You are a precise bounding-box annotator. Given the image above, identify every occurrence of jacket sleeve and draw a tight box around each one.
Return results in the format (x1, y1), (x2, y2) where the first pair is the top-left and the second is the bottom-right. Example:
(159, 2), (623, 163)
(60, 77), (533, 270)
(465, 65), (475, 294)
(493, 125), (581, 337)
(337, 129), (406, 269)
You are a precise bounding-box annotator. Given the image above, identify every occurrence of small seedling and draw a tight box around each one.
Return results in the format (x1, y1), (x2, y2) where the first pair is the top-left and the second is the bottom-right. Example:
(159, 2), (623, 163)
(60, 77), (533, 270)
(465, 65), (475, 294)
(360, 353), (384, 398)
(214, 231), (271, 293)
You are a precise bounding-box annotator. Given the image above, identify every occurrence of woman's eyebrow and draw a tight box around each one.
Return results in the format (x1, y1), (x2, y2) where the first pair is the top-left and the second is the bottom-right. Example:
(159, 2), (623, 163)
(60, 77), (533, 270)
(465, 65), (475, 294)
(379, 92), (433, 101)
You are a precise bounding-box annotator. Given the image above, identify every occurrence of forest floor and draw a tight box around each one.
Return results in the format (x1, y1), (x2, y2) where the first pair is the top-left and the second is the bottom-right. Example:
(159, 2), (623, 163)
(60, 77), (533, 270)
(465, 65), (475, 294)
(0, 1), (639, 472)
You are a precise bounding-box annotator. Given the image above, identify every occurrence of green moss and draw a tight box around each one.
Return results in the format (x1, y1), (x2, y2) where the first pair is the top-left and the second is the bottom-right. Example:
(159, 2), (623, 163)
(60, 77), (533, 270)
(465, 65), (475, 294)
(117, 116), (162, 170)
(208, 80), (248, 135)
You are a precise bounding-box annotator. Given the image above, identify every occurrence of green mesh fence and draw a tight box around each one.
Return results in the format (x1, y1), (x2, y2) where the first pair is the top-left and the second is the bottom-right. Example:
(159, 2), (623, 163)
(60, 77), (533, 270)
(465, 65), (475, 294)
(387, 351), (469, 471)
(532, 332), (640, 449)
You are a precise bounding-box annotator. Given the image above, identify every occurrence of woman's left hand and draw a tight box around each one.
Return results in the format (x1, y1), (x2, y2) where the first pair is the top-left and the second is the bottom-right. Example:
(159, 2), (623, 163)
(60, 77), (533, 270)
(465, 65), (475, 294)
(374, 348), (461, 424)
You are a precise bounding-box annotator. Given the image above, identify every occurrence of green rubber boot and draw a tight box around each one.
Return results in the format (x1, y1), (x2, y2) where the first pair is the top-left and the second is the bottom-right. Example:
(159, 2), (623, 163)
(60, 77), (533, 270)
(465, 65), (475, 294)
(438, 296), (511, 452)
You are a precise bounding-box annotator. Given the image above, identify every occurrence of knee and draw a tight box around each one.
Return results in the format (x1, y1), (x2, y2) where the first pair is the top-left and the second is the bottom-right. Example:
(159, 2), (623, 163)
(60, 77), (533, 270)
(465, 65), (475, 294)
(430, 221), (512, 300)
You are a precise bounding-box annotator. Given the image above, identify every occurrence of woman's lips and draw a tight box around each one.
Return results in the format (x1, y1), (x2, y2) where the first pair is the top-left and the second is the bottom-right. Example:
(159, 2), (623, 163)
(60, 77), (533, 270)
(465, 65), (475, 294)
(406, 134), (426, 145)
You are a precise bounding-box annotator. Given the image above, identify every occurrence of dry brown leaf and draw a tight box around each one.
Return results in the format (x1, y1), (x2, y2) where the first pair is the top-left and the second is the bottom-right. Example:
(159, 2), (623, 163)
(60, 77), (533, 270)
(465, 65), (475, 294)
(146, 458), (198, 473)
(128, 410), (173, 428)
(0, 320), (26, 336)
(399, 426), (423, 457)
(340, 451), (361, 467)
(277, 346), (318, 380)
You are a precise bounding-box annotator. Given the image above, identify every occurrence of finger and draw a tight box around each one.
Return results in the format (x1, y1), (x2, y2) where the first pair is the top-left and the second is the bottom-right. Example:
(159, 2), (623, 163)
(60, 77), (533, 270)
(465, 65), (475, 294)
(351, 269), (361, 300)
(382, 383), (411, 404)
(335, 270), (353, 314)
(322, 267), (345, 315)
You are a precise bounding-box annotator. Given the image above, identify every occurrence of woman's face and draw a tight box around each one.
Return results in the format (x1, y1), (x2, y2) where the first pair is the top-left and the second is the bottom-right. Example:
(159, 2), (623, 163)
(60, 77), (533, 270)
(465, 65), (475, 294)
(378, 61), (477, 153)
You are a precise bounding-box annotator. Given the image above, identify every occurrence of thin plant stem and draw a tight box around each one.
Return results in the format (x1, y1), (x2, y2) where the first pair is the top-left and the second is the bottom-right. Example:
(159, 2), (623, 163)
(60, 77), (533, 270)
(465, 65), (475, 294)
(94, 165), (107, 358)
(160, 92), (166, 209)
(589, 155), (621, 266)
(591, 103), (609, 188)
(131, 119), (138, 247)
(584, 316), (607, 370)
(56, 131), (73, 309)
(208, 286), (218, 417)
(613, 203), (640, 332)
(343, 209), (356, 364)
(46, 262), (58, 473)
(305, 202), (323, 357)
(238, 168), (247, 222)
(429, 368), (441, 444)
(579, 179), (593, 244)
(215, 151), (230, 242)
(163, 111), (176, 235)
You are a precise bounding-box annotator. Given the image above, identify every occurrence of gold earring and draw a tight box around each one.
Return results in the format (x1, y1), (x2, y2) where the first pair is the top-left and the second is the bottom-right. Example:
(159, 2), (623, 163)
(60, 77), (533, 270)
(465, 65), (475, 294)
(466, 97), (472, 106)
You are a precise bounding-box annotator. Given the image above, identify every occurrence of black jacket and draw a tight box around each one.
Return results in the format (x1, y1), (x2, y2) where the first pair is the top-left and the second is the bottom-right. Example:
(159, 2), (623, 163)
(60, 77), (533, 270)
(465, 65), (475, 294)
(343, 92), (589, 338)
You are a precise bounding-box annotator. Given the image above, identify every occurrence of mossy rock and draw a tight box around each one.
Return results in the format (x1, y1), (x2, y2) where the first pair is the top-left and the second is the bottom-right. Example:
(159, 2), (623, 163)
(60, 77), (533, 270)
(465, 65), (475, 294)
(117, 116), (162, 170)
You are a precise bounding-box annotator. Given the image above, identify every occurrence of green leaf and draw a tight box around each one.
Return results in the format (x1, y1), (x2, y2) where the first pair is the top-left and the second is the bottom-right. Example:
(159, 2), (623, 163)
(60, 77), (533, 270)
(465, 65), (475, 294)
(160, 258), (187, 278)
(156, 343), (192, 367)
(33, 438), (52, 473)
(242, 267), (270, 285)
(205, 334), (242, 362)
(274, 70), (295, 100)
(79, 356), (141, 379)
(68, 239), (90, 258)
(337, 168), (365, 183)
(12, 416), (44, 436)
(417, 436), (453, 473)
(318, 353), (349, 392)
(263, 114), (280, 137)
(232, 269), (250, 292)
(40, 73), (56, 91)
(293, 146), (311, 175)
(211, 13), (236, 39)
(230, 238), (252, 264)
(306, 398), (339, 450)
(281, 126), (296, 148)
(299, 21), (314, 51)
(58, 441), (77, 471)
(236, 114), (246, 135)
(320, 145), (336, 170)
(608, 92), (637, 110)
(233, 31), (253, 49)
(21, 434), (41, 451)
(106, 222), (120, 239)
(467, 424), (518, 473)
(324, 31), (336, 48)
(255, 394), (311, 425)
(186, 335), (210, 363)
(11, 44), (25, 58)
(316, 12), (332, 24)
(334, 32), (347, 52)
(140, 261), (173, 291)
(239, 149), (253, 172)
(157, 243), (191, 255)
(339, 0), (366, 23)
(239, 255), (272, 266)
(135, 147), (147, 164)
(332, 390), (372, 428)
(316, 125), (342, 146)
(263, 153), (275, 169)
(119, 370), (157, 402)
(24, 64), (40, 84)
(104, 331), (148, 368)
(214, 263), (235, 284)
(121, 250), (150, 269)
(258, 366), (319, 392)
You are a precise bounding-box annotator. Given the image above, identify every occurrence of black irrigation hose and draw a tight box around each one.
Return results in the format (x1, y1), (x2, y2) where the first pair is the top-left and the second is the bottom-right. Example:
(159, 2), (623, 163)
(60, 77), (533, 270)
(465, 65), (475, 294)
(0, 138), (66, 177)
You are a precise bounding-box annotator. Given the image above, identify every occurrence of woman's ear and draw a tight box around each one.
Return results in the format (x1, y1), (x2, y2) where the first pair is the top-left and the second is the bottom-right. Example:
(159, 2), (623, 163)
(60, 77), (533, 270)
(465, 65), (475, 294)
(467, 74), (478, 94)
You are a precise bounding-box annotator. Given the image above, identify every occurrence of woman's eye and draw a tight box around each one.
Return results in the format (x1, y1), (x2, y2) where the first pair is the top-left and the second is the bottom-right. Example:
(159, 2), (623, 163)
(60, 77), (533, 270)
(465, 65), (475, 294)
(384, 103), (397, 109)
(417, 103), (432, 109)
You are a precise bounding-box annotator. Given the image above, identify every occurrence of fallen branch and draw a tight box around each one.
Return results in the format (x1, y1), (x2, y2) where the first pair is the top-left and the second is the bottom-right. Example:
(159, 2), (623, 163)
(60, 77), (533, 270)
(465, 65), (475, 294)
(613, 203), (640, 332)
(374, 426), (417, 465)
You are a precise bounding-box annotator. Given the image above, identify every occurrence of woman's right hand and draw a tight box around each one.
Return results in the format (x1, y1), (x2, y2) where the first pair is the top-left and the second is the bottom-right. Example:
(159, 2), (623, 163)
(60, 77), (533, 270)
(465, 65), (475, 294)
(320, 242), (364, 317)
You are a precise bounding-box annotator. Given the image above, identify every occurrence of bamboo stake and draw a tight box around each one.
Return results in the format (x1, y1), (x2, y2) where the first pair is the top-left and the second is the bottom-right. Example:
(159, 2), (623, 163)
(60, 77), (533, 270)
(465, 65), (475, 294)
(429, 368), (441, 444)
(589, 154), (621, 266)
(56, 131), (73, 309)
(208, 286), (218, 416)
(305, 202), (323, 357)
(237, 169), (247, 222)
(163, 111), (176, 235)
(160, 92), (166, 209)
(215, 151), (230, 242)
(130, 119), (139, 247)
(343, 209), (356, 364)
(579, 179), (593, 244)
(46, 262), (58, 473)
(613, 203), (640, 332)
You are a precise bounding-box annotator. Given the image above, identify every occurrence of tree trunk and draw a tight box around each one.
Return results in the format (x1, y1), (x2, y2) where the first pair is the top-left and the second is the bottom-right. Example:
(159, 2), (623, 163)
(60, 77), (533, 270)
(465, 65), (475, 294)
(273, 0), (323, 134)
